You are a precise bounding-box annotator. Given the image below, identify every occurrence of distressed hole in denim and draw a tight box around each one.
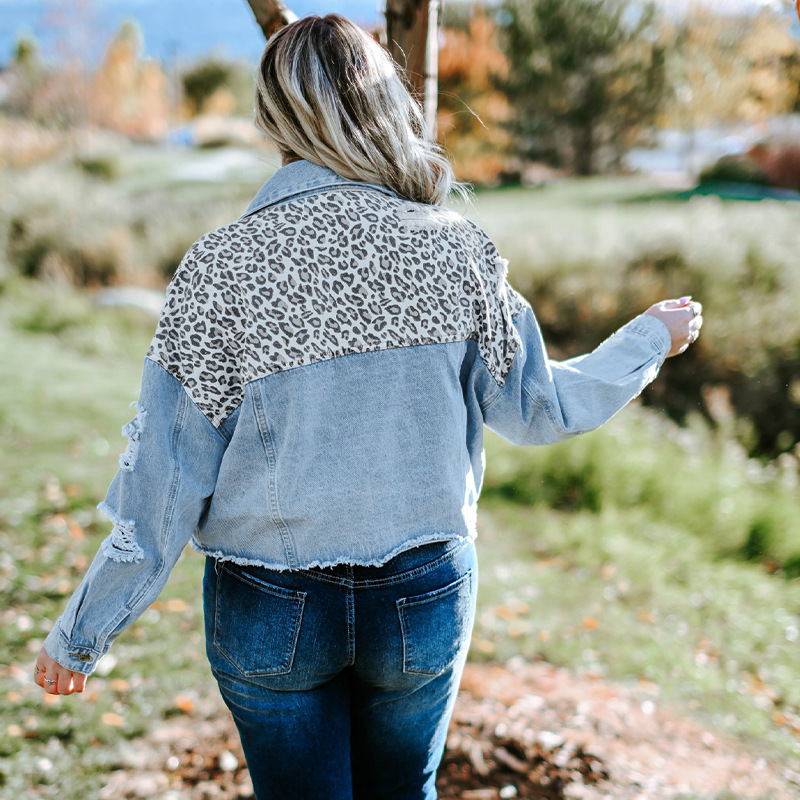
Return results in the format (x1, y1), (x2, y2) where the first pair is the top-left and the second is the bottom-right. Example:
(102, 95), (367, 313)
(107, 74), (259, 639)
(119, 408), (147, 471)
(98, 501), (144, 563)
(398, 205), (441, 232)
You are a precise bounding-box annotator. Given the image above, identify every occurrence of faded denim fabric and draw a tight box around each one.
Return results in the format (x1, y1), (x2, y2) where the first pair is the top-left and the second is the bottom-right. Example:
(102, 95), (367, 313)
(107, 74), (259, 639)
(44, 160), (670, 674)
(204, 538), (477, 799)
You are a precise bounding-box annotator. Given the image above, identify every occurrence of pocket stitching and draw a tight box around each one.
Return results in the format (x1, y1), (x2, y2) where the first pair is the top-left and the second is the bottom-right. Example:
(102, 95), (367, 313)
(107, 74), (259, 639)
(397, 570), (473, 676)
(213, 566), (306, 677)
(219, 562), (306, 601)
(396, 569), (472, 609)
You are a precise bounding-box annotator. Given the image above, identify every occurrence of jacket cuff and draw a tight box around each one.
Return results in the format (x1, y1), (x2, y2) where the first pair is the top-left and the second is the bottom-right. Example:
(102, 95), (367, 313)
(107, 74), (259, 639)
(621, 314), (672, 361)
(43, 623), (102, 676)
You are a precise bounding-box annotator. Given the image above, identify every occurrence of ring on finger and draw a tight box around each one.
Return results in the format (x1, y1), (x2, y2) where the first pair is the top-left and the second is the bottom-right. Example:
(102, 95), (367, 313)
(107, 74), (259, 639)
(44, 678), (56, 686)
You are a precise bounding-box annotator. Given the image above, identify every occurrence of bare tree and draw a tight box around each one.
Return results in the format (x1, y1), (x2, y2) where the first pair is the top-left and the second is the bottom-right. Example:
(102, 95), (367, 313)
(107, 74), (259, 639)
(243, 0), (298, 40)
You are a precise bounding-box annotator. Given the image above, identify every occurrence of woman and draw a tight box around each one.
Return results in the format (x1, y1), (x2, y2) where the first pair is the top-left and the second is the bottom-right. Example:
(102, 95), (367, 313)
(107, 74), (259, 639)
(34, 14), (702, 799)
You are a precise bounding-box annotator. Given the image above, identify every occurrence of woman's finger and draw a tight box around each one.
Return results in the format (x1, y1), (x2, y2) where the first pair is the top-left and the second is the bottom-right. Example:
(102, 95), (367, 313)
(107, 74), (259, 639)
(41, 671), (60, 694)
(34, 647), (87, 695)
(661, 297), (689, 310)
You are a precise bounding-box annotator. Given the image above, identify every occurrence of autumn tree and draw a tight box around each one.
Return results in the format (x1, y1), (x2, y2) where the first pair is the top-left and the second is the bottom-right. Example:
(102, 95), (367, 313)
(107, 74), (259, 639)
(438, 7), (512, 184)
(660, 6), (799, 130)
(89, 22), (169, 140)
(497, 0), (666, 174)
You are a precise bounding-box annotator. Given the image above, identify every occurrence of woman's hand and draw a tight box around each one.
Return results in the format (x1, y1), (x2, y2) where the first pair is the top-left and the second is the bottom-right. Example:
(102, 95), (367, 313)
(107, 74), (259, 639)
(33, 646), (88, 695)
(644, 296), (703, 358)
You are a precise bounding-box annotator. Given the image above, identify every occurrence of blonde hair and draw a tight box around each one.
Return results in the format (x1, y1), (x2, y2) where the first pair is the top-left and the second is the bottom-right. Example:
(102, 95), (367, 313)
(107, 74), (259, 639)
(255, 14), (464, 206)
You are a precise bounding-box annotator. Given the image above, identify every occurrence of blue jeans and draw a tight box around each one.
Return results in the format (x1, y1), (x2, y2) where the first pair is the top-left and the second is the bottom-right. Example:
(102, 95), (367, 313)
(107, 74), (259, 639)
(202, 539), (478, 800)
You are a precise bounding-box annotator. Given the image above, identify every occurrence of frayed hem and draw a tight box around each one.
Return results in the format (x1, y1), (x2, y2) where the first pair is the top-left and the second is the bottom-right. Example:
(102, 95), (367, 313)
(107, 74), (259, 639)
(189, 531), (476, 572)
(97, 501), (144, 563)
(119, 408), (147, 472)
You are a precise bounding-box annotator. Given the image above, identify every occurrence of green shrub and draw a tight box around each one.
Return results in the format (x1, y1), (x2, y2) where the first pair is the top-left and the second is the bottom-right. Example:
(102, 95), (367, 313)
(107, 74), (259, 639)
(475, 180), (800, 455)
(741, 518), (774, 562)
(699, 155), (768, 186)
(182, 59), (234, 114)
(75, 156), (119, 180)
(1, 150), (263, 289)
(481, 407), (800, 575)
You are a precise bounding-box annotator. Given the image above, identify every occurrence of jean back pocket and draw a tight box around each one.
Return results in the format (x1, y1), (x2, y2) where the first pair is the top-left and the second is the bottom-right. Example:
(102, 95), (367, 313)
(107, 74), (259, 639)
(396, 570), (473, 676)
(213, 563), (306, 677)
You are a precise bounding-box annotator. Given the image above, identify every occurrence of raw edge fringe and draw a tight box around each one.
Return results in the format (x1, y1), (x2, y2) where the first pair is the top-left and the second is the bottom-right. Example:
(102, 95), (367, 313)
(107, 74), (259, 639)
(97, 500), (144, 564)
(119, 408), (147, 472)
(189, 531), (475, 572)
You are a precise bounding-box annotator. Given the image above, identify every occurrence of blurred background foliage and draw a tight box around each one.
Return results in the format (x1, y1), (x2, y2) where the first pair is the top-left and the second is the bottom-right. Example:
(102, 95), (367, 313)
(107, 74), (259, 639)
(2, 0), (800, 792)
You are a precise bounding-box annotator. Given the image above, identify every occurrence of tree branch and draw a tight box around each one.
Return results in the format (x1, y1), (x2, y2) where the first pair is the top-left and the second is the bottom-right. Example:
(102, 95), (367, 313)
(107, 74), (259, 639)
(243, 0), (298, 40)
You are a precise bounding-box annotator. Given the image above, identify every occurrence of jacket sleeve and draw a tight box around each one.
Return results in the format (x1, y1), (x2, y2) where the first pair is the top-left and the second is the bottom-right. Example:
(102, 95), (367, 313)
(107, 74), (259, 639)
(43, 358), (230, 674)
(474, 300), (671, 445)
(43, 243), (236, 676)
(463, 227), (671, 445)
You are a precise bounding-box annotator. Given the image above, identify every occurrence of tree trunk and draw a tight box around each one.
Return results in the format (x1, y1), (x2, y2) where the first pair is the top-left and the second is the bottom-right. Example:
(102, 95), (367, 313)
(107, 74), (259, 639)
(385, 0), (439, 139)
(243, 0), (298, 40)
(574, 123), (595, 176)
(422, 0), (440, 140)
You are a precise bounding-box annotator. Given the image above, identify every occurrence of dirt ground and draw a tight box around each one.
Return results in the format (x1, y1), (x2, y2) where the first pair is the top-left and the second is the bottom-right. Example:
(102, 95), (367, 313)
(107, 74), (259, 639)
(98, 659), (800, 800)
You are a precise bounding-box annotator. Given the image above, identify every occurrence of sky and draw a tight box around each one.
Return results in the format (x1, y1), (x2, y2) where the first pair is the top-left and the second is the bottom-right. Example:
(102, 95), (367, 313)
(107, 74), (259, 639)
(0, 0), (793, 65)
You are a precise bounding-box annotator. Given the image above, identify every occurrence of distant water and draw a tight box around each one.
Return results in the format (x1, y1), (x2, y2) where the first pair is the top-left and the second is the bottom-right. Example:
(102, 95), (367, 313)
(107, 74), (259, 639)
(0, 0), (382, 65)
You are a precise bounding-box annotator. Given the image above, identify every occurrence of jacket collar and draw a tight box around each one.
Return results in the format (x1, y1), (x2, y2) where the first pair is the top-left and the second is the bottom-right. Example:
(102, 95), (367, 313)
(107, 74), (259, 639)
(243, 159), (400, 217)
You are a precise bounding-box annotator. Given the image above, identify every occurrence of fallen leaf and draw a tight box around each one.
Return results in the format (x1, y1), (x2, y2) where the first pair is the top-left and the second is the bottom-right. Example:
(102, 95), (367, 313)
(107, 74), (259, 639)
(174, 694), (195, 714)
(493, 605), (517, 620)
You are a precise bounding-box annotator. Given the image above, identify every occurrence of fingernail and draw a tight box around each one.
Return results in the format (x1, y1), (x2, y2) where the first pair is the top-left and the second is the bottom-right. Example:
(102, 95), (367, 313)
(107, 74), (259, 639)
(678, 296), (692, 304)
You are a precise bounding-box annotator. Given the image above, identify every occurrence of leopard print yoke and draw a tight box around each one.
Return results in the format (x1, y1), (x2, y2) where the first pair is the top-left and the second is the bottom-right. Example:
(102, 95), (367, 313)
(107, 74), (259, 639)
(146, 186), (526, 429)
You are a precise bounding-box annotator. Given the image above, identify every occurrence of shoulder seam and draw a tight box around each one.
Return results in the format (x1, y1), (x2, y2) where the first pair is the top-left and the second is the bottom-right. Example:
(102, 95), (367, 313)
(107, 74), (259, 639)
(143, 356), (234, 441)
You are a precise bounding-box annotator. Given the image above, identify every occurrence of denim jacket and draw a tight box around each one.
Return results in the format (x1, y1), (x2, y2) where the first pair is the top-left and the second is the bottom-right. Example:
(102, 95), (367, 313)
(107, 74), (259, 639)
(44, 159), (671, 674)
